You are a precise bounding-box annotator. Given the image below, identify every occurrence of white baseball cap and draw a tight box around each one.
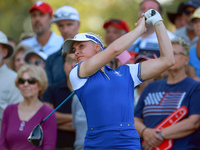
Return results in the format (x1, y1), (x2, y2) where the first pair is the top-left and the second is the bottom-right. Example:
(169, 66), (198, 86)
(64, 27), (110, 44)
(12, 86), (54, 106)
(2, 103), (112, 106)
(52, 6), (80, 23)
(0, 31), (14, 59)
(62, 32), (104, 54)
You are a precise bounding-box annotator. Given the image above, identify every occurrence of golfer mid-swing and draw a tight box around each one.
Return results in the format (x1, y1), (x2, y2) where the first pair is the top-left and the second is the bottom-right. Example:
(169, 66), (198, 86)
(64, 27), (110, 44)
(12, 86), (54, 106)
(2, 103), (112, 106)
(63, 9), (175, 149)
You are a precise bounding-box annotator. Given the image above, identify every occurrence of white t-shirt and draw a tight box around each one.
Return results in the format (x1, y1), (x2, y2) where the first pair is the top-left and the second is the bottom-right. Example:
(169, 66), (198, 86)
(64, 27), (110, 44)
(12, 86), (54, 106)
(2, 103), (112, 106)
(20, 31), (64, 56)
(128, 30), (176, 52)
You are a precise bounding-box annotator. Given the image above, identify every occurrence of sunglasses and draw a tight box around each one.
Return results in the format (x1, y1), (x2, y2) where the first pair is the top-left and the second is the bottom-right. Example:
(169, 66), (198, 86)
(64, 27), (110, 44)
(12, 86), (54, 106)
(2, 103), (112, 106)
(28, 59), (44, 66)
(18, 78), (37, 85)
(136, 52), (158, 59)
(54, 13), (76, 18)
(183, 10), (195, 16)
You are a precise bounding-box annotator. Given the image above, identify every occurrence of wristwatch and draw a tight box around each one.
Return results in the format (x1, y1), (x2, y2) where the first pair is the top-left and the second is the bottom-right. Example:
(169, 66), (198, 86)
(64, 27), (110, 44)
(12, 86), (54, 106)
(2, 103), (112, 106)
(157, 132), (164, 139)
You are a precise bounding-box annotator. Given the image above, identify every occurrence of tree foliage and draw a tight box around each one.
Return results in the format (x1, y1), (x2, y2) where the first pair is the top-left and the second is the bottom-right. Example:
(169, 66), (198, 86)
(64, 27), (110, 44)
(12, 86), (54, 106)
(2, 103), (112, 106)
(0, 0), (187, 43)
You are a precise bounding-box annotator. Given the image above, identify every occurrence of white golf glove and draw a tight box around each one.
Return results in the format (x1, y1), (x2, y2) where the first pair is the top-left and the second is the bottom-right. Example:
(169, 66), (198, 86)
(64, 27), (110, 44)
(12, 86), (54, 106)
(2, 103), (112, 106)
(142, 9), (163, 26)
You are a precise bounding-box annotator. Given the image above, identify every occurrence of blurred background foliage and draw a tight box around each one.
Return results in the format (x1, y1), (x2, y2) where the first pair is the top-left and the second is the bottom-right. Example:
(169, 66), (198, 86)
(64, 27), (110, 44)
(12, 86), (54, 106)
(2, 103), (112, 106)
(0, 0), (187, 44)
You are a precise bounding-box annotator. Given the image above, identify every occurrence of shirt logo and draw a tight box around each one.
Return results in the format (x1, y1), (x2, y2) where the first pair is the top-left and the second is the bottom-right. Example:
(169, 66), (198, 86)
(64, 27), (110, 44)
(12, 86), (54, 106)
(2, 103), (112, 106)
(19, 121), (25, 131)
(113, 71), (122, 77)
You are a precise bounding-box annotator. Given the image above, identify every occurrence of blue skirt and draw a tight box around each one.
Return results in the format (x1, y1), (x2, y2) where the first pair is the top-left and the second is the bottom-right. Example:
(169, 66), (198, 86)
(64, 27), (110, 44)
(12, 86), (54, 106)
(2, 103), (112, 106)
(84, 123), (141, 150)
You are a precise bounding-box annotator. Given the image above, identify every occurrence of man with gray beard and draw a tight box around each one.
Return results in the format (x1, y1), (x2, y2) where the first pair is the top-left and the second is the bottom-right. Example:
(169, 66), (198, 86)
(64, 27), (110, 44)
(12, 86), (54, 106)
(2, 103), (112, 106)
(20, 1), (64, 56)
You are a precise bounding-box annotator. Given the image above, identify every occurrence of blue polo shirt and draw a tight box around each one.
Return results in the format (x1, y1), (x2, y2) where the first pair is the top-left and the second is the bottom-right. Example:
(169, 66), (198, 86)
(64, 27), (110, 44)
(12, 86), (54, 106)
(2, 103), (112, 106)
(20, 32), (64, 56)
(70, 63), (142, 149)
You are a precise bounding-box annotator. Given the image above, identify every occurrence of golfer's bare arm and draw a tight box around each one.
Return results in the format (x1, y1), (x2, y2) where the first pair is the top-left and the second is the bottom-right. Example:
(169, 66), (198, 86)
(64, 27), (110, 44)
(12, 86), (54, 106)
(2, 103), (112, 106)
(134, 117), (146, 137)
(140, 21), (174, 81)
(79, 17), (146, 78)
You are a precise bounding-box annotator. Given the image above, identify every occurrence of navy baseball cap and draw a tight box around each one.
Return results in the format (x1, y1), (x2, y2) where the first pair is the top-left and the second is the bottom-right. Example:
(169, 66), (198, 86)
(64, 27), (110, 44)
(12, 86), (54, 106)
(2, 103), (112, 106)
(182, 0), (200, 9)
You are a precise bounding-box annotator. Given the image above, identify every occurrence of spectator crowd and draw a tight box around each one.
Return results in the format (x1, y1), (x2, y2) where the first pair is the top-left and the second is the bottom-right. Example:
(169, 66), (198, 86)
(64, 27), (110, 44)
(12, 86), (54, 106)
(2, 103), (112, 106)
(0, 0), (200, 150)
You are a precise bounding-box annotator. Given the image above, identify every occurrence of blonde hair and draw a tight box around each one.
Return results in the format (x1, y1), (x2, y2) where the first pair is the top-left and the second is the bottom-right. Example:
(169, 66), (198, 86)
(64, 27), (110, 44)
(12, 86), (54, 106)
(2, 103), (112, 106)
(171, 38), (190, 55)
(15, 64), (48, 97)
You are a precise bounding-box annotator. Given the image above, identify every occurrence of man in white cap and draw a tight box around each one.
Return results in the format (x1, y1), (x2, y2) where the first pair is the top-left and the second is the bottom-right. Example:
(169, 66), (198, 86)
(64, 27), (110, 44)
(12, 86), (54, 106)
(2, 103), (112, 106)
(20, 1), (64, 56)
(43, 5), (83, 150)
(45, 5), (80, 84)
(0, 31), (23, 133)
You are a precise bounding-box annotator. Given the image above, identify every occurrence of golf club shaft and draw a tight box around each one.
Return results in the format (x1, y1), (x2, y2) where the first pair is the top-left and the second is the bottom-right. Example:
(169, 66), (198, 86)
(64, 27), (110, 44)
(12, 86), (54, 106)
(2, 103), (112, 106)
(40, 91), (75, 124)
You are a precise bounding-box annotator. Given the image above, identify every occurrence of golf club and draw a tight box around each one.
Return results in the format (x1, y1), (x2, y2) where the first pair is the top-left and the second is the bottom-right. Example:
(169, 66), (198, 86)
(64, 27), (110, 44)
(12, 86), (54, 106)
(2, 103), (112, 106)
(28, 91), (75, 147)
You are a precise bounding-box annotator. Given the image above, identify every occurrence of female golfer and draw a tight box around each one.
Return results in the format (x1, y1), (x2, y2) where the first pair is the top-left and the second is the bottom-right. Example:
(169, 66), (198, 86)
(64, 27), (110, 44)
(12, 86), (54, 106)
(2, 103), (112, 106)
(62, 9), (175, 149)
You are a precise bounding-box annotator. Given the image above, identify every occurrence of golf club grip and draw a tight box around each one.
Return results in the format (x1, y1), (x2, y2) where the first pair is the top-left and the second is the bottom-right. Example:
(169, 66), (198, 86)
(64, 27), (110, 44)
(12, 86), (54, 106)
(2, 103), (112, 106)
(42, 91), (75, 123)
(144, 9), (156, 20)
(151, 10), (156, 16)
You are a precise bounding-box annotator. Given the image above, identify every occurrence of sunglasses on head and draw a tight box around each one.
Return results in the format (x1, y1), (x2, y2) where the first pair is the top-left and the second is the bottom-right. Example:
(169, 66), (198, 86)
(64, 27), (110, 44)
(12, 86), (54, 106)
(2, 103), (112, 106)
(54, 13), (76, 18)
(137, 52), (158, 59)
(184, 10), (195, 16)
(28, 59), (44, 66)
(18, 78), (37, 85)
(108, 19), (122, 24)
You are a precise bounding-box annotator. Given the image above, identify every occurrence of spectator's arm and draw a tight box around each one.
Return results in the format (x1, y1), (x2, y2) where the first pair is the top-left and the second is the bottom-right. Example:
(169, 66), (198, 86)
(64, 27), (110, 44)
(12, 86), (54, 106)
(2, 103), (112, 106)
(43, 102), (73, 131)
(55, 111), (72, 125)
(134, 117), (146, 137)
(57, 121), (75, 132)
(162, 114), (200, 139)
(134, 117), (163, 148)
(162, 85), (200, 139)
